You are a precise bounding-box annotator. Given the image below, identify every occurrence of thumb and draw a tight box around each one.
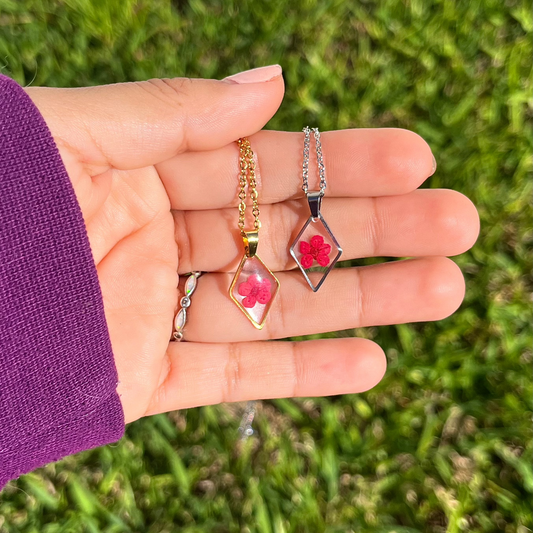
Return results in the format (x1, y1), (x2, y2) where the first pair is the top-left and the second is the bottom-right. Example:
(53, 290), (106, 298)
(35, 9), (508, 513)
(26, 65), (284, 170)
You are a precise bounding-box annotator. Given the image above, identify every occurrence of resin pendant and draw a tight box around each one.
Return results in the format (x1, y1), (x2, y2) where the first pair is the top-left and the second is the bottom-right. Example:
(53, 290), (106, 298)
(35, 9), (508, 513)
(290, 192), (342, 292)
(230, 232), (280, 329)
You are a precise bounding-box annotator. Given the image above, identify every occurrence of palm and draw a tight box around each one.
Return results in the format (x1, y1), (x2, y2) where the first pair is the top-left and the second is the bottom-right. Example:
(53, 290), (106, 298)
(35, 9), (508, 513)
(63, 156), (177, 423)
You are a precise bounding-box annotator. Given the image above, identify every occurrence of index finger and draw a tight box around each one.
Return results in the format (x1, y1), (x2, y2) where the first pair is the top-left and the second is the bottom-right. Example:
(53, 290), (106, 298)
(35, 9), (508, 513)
(156, 128), (436, 210)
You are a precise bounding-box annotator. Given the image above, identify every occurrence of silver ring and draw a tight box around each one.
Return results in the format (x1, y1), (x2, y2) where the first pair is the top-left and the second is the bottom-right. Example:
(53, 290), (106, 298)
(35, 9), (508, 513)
(172, 271), (202, 341)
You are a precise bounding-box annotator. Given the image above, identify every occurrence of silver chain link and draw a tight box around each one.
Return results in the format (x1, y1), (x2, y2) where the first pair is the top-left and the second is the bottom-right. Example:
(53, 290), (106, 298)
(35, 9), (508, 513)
(302, 126), (326, 195)
(302, 126), (311, 194)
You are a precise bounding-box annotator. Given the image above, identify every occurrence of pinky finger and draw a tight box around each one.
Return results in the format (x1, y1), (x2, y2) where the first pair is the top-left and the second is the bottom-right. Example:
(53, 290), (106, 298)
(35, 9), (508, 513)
(144, 338), (387, 415)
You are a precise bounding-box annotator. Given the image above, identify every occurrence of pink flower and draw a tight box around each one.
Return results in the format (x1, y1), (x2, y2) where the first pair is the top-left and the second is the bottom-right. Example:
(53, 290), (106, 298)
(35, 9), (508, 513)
(300, 235), (331, 268)
(238, 274), (272, 308)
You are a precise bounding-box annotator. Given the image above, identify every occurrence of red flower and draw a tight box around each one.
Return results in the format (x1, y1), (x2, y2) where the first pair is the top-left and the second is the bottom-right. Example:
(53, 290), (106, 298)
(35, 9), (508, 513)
(300, 235), (331, 268)
(238, 274), (272, 308)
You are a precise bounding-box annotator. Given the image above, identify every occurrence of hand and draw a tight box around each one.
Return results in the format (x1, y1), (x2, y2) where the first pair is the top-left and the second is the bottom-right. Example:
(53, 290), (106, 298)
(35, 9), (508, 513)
(26, 65), (479, 425)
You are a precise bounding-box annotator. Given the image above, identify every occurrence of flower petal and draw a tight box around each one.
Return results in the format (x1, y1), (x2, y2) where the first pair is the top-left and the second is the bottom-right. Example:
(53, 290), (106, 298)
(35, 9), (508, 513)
(301, 254), (314, 269)
(261, 278), (272, 290)
(256, 289), (271, 305)
(238, 282), (252, 296)
(321, 243), (331, 255)
(242, 295), (257, 308)
(248, 274), (261, 287)
(317, 254), (330, 267)
(300, 241), (311, 254)
(310, 235), (324, 248)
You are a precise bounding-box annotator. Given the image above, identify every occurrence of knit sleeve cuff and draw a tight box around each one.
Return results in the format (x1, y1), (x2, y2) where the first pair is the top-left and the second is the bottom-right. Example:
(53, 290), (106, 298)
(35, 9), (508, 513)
(0, 74), (125, 489)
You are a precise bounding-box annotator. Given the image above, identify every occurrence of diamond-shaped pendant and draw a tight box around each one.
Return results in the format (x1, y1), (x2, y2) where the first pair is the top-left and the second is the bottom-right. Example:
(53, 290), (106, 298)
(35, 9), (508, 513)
(230, 254), (280, 329)
(290, 212), (342, 292)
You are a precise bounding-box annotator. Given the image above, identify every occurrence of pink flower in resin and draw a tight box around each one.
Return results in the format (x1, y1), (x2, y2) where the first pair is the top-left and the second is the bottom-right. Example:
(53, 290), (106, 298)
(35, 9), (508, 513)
(238, 274), (272, 308)
(300, 235), (331, 268)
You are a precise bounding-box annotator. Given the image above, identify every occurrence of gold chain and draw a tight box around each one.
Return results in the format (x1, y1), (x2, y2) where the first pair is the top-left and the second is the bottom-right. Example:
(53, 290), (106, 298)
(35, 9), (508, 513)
(237, 138), (260, 237)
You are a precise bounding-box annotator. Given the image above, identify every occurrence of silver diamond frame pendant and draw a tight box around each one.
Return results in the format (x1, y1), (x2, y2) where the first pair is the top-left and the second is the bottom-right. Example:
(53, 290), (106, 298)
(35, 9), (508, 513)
(290, 191), (342, 292)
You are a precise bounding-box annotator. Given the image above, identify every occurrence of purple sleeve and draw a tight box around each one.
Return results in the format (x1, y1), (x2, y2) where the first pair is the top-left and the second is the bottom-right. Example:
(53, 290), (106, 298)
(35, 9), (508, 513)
(0, 74), (125, 489)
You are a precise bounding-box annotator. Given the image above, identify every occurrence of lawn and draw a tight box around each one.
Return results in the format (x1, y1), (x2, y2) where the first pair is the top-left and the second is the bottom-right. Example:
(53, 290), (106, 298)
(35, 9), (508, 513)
(0, 0), (531, 531)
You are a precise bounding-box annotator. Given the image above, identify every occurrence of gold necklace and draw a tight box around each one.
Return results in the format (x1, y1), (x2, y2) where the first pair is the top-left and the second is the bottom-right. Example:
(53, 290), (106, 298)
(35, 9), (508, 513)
(229, 138), (279, 329)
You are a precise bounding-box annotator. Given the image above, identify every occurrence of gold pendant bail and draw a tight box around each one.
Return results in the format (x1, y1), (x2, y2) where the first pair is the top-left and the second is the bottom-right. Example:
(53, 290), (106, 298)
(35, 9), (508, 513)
(243, 231), (259, 258)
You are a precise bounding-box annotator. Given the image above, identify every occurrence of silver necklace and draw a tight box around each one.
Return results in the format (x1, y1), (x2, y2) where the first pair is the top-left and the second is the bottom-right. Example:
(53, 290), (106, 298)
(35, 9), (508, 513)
(302, 126), (326, 195)
(290, 127), (342, 291)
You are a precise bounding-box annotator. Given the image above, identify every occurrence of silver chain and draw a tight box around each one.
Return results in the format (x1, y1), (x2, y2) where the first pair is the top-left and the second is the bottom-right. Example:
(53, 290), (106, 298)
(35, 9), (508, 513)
(302, 126), (326, 195)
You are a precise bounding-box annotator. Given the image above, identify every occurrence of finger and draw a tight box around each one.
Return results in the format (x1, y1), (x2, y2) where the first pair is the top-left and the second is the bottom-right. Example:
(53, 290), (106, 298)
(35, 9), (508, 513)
(182, 257), (465, 342)
(175, 189), (480, 273)
(144, 338), (386, 414)
(157, 128), (436, 210)
(25, 65), (285, 171)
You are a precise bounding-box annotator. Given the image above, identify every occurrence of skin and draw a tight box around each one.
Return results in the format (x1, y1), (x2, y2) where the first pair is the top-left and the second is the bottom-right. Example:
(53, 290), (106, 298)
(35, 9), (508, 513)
(25, 68), (480, 425)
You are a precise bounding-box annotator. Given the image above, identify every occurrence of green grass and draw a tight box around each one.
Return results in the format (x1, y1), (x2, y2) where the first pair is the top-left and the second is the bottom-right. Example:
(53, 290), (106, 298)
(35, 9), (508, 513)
(0, 0), (531, 531)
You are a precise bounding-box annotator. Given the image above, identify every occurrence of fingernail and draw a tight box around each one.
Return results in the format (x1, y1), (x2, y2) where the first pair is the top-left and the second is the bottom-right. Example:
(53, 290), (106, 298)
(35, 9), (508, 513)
(224, 65), (282, 84)
(431, 154), (437, 175)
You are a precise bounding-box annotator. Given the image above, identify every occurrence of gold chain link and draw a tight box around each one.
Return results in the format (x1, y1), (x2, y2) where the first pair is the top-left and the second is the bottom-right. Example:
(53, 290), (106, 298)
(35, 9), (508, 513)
(237, 138), (260, 237)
